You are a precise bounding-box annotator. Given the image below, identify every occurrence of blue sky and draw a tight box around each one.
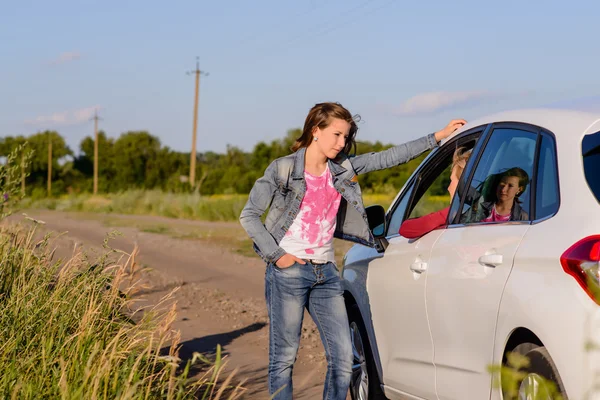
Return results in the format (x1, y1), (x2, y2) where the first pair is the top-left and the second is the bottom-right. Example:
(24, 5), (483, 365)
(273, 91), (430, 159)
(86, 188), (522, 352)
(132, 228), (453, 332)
(2, 0), (599, 154)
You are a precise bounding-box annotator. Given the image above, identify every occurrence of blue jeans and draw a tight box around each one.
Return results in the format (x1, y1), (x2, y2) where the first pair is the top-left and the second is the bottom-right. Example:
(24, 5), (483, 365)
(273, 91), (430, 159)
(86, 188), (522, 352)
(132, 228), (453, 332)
(265, 261), (353, 400)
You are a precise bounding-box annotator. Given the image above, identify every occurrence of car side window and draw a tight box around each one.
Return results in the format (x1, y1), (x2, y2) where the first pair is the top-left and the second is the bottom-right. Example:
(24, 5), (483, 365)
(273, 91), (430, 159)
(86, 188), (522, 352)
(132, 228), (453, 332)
(407, 163), (453, 220)
(459, 127), (537, 224)
(534, 133), (560, 220)
(387, 184), (414, 236)
(388, 135), (480, 237)
(407, 139), (477, 222)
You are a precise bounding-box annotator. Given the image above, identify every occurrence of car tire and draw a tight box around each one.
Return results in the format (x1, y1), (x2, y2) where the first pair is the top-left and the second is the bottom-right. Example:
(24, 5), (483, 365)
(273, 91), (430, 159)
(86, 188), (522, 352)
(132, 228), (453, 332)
(348, 304), (387, 400)
(508, 343), (567, 400)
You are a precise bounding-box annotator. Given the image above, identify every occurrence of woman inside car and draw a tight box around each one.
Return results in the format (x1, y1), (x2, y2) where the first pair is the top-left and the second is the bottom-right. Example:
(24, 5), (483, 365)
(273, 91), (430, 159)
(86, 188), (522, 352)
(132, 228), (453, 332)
(472, 166), (530, 223)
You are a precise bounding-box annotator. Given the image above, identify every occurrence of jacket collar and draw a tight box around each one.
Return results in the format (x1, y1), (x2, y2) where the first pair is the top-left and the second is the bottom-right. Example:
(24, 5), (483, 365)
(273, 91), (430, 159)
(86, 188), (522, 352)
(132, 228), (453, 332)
(291, 147), (348, 179)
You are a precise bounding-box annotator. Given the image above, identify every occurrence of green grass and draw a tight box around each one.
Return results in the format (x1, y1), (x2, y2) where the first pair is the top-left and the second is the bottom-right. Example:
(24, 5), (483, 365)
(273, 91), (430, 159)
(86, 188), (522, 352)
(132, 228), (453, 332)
(409, 194), (451, 218)
(23, 191), (248, 222)
(142, 225), (170, 234)
(23, 190), (397, 223)
(0, 222), (245, 399)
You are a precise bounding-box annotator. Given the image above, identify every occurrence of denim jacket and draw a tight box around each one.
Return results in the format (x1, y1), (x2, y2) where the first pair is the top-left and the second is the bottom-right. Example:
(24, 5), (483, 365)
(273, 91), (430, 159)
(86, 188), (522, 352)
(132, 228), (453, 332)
(464, 200), (529, 223)
(239, 133), (439, 263)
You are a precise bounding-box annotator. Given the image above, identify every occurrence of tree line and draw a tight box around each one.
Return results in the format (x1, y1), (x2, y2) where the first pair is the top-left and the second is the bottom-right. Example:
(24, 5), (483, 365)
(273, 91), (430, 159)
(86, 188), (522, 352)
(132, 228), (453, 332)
(0, 128), (447, 197)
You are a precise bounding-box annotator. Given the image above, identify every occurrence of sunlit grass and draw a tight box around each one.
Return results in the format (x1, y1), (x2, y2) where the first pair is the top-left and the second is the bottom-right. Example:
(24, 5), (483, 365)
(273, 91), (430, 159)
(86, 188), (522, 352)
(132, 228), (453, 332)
(24, 191), (400, 223)
(0, 221), (245, 399)
(23, 191), (248, 222)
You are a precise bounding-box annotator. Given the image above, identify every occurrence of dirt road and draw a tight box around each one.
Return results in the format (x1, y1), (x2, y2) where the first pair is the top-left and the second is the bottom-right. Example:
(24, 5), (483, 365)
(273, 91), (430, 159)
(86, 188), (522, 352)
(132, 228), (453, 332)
(13, 210), (339, 399)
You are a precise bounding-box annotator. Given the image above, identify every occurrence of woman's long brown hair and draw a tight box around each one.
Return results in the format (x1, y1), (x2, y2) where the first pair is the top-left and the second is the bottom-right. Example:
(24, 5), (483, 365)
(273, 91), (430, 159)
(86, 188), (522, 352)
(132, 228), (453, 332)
(291, 102), (360, 155)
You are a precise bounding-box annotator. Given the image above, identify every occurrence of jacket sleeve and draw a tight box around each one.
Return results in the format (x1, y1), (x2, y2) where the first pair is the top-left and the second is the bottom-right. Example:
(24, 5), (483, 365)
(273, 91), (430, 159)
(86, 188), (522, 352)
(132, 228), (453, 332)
(350, 133), (438, 175)
(399, 207), (450, 239)
(239, 160), (287, 263)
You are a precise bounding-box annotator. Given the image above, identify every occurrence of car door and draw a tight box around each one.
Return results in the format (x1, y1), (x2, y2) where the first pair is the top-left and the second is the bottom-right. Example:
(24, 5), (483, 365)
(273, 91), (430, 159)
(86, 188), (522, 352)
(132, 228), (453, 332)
(426, 124), (540, 399)
(367, 132), (480, 399)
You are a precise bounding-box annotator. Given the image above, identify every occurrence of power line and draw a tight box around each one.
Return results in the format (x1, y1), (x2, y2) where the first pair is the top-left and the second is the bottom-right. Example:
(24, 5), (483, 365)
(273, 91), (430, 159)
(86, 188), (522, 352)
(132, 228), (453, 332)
(298, 0), (397, 45)
(230, 1), (327, 50)
(238, 0), (396, 66)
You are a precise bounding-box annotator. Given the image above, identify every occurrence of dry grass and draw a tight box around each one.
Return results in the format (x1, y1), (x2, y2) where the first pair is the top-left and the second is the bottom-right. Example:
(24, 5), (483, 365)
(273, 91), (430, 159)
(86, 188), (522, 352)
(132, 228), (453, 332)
(0, 221), (246, 399)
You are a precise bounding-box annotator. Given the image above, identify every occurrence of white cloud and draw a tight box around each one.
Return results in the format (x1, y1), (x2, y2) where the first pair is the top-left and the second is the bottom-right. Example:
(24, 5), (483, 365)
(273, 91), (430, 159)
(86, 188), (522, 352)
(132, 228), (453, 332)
(25, 106), (100, 126)
(394, 91), (491, 116)
(49, 51), (81, 65)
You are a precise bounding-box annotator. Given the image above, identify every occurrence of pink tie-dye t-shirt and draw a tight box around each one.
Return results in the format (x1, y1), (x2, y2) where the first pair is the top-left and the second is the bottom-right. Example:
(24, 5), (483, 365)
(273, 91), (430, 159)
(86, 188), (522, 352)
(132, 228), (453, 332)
(482, 206), (511, 223)
(279, 164), (342, 263)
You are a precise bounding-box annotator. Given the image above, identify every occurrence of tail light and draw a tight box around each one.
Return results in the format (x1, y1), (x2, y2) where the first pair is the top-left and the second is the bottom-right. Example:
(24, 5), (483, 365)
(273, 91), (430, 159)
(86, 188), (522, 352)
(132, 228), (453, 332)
(561, 235), (600, 305)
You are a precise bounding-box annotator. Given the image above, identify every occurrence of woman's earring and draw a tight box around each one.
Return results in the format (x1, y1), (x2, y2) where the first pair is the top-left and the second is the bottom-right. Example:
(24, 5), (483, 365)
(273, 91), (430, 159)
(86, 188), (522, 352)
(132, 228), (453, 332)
(314, 136), (318, 142)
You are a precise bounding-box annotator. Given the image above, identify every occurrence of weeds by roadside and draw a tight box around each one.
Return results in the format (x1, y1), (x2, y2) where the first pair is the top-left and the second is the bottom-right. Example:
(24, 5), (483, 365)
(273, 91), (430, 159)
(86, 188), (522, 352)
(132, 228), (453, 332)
(0, 219), (246, 399)
(489, 351), (563, 400)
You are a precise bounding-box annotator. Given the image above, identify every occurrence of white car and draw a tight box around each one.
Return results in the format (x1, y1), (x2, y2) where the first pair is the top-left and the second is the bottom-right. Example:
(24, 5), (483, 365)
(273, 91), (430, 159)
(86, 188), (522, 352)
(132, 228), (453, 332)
(342, 107), (600, 400)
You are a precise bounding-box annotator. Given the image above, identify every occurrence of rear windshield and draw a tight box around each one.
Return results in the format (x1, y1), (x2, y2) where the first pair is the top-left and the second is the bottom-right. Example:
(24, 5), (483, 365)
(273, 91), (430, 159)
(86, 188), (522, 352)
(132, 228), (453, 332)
(583, 130), (600, 202)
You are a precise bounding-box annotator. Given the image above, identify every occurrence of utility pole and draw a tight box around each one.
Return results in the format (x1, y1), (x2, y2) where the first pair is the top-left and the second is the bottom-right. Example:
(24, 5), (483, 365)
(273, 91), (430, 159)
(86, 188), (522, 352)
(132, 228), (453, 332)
(47, 132), (52, 196)
(91, 109), (102, 195)
(21, 151), (25, 196)
(187, 57), (209, 188)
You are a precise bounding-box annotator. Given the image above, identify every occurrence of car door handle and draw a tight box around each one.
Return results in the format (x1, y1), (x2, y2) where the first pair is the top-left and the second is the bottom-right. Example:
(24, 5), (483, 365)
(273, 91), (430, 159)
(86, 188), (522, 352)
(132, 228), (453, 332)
(478, 254), (503, 267)
(410, 260), (428, 273)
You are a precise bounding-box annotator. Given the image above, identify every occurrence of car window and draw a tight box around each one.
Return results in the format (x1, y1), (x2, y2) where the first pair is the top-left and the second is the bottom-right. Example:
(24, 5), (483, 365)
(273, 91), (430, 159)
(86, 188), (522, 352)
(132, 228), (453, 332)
(408, 162), (453, 219)
(408, 154), (452, 218)
(583, 130), (600, 203)
(406, 139), (477, 220)
(459, 127), (537, 224)
(535, 133), (560, 219)
(387, 184), (414, 236)
(388, 136), (479, 237)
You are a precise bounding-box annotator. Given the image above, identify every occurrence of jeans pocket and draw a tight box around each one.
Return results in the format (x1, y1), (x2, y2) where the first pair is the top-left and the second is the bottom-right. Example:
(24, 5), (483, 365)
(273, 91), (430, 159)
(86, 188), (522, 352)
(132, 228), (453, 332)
(274, 261), (298, 271)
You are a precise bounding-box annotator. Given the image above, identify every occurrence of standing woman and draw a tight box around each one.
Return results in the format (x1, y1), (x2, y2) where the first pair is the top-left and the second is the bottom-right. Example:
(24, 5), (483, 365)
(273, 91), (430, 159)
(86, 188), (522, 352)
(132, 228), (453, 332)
(240, 102), (465, 399)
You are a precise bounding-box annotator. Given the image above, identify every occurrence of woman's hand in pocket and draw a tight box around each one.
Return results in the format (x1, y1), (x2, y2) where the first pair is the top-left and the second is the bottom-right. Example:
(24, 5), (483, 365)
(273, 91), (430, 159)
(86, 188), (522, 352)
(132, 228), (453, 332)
(275, 254), (306, 268)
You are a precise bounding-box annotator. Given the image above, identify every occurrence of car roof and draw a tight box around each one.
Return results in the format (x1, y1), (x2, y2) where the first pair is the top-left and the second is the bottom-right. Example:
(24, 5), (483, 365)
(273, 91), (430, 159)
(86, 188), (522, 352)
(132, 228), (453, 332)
(444, 107), (600, 144)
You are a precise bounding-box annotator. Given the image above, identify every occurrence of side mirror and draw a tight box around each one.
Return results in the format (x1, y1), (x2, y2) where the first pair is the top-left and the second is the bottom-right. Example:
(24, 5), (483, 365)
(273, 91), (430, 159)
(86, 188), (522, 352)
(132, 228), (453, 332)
(365, 205), (386, 238)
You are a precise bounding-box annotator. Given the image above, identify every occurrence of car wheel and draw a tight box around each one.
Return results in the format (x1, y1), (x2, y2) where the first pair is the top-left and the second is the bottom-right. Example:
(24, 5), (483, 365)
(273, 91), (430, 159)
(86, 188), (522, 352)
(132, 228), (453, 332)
(509, 343), (567, 400)
(348, 304), (387, 400)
